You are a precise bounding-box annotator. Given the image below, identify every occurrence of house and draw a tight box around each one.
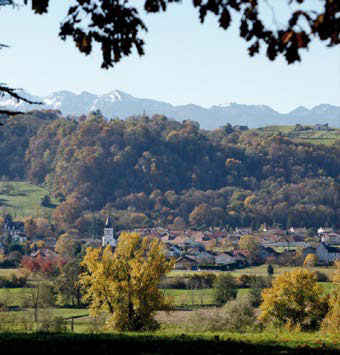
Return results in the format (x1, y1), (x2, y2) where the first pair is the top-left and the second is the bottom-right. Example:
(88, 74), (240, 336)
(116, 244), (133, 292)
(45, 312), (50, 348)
(163, 242), (182, 258)
(318, 227), (334, 235)
(316, 242), (340, 263)
(174, 255), (199, 270)
(314, 123), (329, 131)
(302, 246), (316, 258)
(321, 233), (340, 245)
(256, 246), (277, 261)
(288, 227), (307, 236)
(3, 220), (27, 243)
(31, 247), (59, 258)
(265, 235), (309, 248)
(215, 252), (238, 266)
(187, 249), (216, 264)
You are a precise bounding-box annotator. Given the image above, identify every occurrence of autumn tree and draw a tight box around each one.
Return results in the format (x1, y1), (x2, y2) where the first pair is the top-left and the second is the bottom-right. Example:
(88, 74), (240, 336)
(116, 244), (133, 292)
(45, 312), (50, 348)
(55, 233), (77, 257)
(238, 234), (260, 263)
(259, 269), (328, 330)
(321, 261), (340, 334)
(80, 232), (174, 331)
(24, 217), (37, 239)
(303, 253), (318, 267)
(189, 204), (213, 227)
(0, 216), (4, 231)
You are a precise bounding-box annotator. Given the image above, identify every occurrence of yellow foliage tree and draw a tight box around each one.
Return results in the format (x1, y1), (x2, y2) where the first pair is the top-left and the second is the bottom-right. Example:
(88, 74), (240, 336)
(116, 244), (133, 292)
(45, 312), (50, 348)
(303, 253), (318, 267)
(259, 269), (328, 330)
(24, 217), (37, 239)
(80, 232), (174, 331)
(55, 233), (76, 257)
(238, 234), (260, 263)
(321, 262), (340, 333)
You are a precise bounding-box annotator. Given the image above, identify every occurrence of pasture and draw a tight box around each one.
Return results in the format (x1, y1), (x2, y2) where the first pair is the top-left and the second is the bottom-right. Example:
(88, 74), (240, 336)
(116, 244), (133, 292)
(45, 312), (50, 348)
(0, 181), (57, 218)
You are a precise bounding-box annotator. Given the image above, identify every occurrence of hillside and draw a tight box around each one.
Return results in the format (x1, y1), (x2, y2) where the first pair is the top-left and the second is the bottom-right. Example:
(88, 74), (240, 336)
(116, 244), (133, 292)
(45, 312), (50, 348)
(0, 112), (338, 233)
(0, 181), (57, 219)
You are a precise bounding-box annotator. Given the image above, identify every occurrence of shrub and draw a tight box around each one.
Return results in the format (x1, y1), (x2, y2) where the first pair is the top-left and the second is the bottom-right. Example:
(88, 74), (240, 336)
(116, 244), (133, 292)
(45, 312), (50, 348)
(0, 272), (28, 288)
(237, 274), (251, 288)
(213, 273), (237, 305)
(160, 276), (187, 289)
(321, 263), (340, 334)
(248, 276), (270, 307)
(186, 296), (256, 333)
(313, 271), (329, 282)
(36, 310), (67, 333)
(188, 272), (216, 289)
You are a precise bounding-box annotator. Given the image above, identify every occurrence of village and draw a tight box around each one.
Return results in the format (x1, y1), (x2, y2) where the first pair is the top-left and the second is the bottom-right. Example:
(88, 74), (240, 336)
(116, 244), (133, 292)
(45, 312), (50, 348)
(1, 215), (339, 271)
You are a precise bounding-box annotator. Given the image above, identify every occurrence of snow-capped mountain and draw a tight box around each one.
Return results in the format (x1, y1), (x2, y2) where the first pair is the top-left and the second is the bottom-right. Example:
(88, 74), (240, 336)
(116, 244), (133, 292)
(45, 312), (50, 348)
(0, 89), (339, 129)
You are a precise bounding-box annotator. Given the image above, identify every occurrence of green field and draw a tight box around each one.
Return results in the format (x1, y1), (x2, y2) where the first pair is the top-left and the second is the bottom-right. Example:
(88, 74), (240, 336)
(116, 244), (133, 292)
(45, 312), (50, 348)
(255, 125), (340, 145)
(0, 181), (57, 218)
(169, 265), (336, 278)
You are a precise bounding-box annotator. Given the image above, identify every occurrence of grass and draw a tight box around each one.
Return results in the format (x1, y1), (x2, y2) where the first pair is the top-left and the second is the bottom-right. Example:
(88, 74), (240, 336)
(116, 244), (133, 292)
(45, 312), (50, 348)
(169, 265), (336, 278)
(255, 125), (340, 145)
(0, 331), (338, 354)
(0, 181), (57, 218)
(0, 268), (19, 277)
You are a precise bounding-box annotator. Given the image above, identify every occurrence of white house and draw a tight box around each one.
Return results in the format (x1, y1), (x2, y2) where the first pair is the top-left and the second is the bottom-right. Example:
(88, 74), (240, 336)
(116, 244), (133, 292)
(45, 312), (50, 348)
(102, 216), (117, 248)
(316, 242), (340, 263)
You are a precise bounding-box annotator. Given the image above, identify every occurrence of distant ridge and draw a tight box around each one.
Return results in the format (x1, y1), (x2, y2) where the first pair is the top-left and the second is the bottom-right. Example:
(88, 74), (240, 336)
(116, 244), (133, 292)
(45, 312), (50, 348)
(1, 90), (339, 129)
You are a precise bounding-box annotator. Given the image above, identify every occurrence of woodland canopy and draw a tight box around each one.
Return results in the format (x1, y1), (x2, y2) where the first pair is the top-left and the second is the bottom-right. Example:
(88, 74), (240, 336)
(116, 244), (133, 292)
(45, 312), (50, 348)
(0, 110), (339, 234)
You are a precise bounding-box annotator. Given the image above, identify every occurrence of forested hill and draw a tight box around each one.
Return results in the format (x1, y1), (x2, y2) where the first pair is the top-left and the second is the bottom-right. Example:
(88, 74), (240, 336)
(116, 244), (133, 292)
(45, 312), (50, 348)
(1, 111), (339, 232)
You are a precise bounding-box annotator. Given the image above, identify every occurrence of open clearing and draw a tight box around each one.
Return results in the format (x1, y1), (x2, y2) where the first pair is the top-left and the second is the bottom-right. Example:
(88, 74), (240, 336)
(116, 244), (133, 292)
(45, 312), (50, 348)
(0, 181), (57, 218)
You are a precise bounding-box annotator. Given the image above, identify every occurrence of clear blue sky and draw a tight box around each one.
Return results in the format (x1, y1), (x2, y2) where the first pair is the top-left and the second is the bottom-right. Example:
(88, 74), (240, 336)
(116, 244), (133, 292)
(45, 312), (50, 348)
(0, 1), (339, 113)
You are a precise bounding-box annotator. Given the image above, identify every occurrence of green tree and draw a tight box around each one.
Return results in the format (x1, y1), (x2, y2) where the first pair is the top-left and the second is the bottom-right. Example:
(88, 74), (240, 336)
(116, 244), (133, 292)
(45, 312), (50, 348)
(54, 259), (82, 306)
(213, 273), (238, 305)
(238, 234), (260, 263)
(55, 233), (77, 257)
(80, 232), (174, 331)
(267, 264), (274, 277)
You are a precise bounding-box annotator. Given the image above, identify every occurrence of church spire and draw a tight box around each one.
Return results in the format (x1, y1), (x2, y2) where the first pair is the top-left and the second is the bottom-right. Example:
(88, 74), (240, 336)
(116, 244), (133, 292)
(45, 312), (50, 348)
(105, 216), (112, 228)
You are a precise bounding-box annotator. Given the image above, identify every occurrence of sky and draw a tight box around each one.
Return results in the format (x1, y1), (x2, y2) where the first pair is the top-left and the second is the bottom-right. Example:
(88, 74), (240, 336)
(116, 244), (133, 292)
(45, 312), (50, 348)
(0, 1), (339, 113)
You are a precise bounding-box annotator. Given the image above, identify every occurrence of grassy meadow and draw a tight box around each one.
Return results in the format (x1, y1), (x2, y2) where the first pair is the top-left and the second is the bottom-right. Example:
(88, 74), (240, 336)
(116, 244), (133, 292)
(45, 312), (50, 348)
(255, 125), (340, 145)
(0, 181), (57, 219)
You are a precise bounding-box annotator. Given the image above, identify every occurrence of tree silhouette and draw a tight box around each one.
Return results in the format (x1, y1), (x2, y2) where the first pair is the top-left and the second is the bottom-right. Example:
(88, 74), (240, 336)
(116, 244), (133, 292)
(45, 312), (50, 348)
(1, 0), (339, 114)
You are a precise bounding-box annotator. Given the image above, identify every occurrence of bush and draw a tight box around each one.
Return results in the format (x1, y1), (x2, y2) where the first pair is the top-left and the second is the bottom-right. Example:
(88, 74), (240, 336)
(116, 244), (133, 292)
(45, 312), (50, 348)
(0, 272), (28, 288)
(213, 273), (237, 305)
(159, 276), (187, 289)
(314, 271), (329, 282)
(237, 274), (251, 288)
(36, 310), (67, 333)
(248, 276), (271, 307)
(186, 296), (256, 333)
(0, 258), (16, 268)
(160, 273), (216, 290)
(188, 272), (216, 289)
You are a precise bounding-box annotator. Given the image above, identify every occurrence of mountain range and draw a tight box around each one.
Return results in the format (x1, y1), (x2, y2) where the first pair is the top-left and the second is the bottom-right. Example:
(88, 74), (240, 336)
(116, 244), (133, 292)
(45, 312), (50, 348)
(1, 90), (339, 129)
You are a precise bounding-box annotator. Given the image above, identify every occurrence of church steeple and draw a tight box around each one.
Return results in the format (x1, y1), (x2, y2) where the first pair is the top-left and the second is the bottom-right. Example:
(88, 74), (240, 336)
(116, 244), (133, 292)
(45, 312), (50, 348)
(102, 215), (116, 248)
(105, 216), (112, 228)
